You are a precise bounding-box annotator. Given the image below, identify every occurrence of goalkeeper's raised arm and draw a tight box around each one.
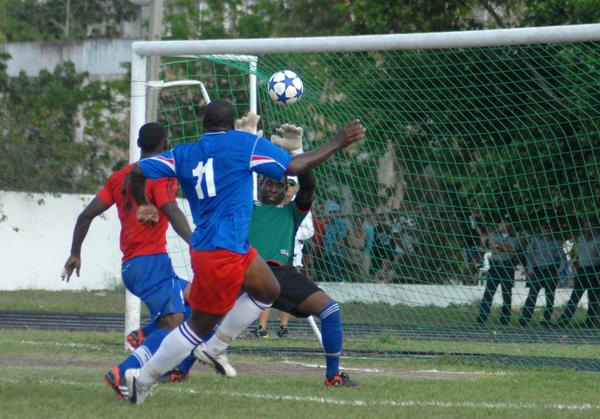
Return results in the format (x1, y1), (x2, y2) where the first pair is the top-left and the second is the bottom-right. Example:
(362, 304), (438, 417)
(286, 119), (365, 174)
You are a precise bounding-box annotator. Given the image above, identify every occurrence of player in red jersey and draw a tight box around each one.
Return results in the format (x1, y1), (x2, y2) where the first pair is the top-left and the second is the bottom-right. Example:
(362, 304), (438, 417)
(62, 122), (195, 398)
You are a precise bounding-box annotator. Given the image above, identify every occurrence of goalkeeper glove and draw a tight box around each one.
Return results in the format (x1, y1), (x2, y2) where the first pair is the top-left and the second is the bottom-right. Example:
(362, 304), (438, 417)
(271, 124), (303, 155)
(234, 112), (261, 134)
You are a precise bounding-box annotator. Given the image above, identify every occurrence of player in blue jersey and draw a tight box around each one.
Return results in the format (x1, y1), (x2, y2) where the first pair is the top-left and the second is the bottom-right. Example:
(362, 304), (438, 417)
(124, 99), (365, 404)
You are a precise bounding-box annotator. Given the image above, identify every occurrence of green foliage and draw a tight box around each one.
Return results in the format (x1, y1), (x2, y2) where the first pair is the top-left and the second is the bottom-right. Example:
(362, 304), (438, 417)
(522, 0), (600, 25)
(0, 0), (137, 42)
(0, 54), (129, 193)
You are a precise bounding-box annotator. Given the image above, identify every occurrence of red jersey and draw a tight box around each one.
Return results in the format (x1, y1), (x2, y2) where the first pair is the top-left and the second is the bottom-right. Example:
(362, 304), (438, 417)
(97, 162), (178, 262)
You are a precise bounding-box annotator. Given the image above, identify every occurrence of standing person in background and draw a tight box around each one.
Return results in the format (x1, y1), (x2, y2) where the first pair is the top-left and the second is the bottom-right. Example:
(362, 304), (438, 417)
(557, 220), (600, 327)
(461, 209), (485, 284)
(61, 122), (195, 398)
(519, 222), (566, 326)
(306, 202), (328, 277)
(476, 221), (518, 325)
(361, 207), (375, 276)
(323, 202), (349, 281)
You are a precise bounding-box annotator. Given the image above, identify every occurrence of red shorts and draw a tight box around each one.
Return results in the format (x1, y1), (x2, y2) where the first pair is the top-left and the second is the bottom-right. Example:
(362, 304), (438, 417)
(188, 246), (258, 315)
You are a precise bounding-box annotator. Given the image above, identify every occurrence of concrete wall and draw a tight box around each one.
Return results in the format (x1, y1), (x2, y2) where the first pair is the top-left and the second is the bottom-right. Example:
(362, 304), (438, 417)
(0, 191), (585, 308)
(1, 39), (137, 78)
(0, 191), (192, 291)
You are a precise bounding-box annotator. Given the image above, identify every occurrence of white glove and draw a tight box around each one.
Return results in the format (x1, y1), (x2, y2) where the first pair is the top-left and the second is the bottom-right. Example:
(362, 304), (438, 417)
(234, 112), (260, 134)
(271, 124), (303, 155)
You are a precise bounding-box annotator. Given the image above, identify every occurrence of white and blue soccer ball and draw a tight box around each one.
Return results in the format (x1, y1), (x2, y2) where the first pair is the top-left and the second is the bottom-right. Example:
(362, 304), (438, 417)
(267, 70), (303, 106)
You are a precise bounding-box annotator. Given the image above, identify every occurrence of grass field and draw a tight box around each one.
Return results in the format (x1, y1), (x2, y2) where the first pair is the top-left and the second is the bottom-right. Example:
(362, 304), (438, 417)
(2, 290), (600, 418)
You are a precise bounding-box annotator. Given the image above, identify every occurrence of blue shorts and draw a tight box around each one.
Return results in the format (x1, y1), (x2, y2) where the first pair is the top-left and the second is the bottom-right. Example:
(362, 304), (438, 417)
(121, 253), (188, 322)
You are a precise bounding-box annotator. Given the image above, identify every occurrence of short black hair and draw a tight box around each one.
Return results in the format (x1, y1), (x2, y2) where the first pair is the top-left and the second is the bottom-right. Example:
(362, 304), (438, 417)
(203, 99), (235, 132)
(137, 122), (167, 152)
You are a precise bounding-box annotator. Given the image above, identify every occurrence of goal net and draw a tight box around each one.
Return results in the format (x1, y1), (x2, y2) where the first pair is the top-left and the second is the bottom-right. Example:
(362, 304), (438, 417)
(131, 24), (600, 370)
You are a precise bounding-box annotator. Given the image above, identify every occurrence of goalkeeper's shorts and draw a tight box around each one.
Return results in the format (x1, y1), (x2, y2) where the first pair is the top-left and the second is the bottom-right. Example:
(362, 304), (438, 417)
(269, 264), (322, 318)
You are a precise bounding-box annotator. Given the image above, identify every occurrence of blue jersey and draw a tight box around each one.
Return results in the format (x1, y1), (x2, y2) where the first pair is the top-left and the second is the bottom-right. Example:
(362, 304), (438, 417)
(138, 130), (292, 253)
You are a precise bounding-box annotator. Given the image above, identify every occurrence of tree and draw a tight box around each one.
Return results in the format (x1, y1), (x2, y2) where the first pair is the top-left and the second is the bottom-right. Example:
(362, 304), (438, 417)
(0, 0), (138, 42)
(0, 53), (129, 194)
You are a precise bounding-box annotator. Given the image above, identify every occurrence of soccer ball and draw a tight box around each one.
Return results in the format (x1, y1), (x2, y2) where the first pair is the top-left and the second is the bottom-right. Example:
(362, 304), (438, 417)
(267, 70), (303, 106)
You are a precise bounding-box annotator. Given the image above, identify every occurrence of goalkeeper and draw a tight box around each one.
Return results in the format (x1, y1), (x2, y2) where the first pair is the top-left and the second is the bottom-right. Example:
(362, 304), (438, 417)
(200, 114), (359, 387)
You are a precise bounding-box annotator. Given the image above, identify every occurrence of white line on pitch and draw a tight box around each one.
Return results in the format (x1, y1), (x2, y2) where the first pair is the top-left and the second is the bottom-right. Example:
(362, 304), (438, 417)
(1, 376), (596, 411)
(166, 387), (600, 411)
(280, 359), (381, 373)
(18, 339), (104, 350)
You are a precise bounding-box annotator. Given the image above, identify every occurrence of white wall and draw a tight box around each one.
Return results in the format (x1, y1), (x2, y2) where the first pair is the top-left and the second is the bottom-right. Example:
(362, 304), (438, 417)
(320, 282), (585, 309)
(0, 191), (192, 291)
(0, 191), (585, 308)
(1, 39), (136, 78)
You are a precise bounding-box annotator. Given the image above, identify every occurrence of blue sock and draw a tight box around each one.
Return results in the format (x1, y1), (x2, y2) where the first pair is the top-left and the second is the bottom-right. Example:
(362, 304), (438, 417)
(177, 355), (196, 376)
(318, 301), (342, 380)
(119, 328), (169, 376)
(141, 305), (190, 338)
(140, 322), (158, 338)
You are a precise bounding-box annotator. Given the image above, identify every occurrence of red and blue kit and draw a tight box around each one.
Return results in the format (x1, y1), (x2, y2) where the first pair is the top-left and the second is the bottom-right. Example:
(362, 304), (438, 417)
(97, 162), (178, 262)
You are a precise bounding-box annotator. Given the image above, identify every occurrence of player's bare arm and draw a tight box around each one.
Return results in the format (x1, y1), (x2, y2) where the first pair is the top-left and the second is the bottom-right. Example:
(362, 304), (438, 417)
(62, 197), (110, 282)
(161, 202), (192, 244)
(287, 119), (365, 174)
(130, 165), (159, 225)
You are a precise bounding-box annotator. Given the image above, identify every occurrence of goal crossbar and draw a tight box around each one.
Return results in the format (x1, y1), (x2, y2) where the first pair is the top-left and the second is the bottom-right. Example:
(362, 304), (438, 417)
(132, 23), (600, 57)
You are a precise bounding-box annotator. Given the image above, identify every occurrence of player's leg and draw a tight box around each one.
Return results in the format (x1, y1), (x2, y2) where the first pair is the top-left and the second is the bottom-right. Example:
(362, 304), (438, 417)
(278, 312), (290, 337)
(272, 267), (358, 387)
(129, 248), (259, 403)
(520, 270), (542, 325)
(476, 268), (500, 324)
(108, 260), (190, 398)
(584, 267), (600, 327)
(256, 308), (271, 337)
(542, 271), (558, 324)
(128, 280), (192, 348)
(498, 266), (514, 325)
(199, 254), (278, 375)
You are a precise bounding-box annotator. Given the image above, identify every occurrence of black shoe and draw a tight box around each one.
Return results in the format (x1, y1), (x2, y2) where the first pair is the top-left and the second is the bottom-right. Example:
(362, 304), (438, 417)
(254, 325), (268, 338)
(277, 325), (289, 338)
(540, 319), (552, 328)
(499, 317), (510, 326)
(518, 318), (529, 327)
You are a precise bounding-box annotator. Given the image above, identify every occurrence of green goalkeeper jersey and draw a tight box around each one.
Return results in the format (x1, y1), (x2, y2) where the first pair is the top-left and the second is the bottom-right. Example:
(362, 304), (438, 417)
(248, 201), (307, 265)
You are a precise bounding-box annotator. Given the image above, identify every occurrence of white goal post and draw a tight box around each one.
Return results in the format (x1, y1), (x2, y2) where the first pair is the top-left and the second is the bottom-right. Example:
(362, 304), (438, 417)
(126, 23), (600, 344)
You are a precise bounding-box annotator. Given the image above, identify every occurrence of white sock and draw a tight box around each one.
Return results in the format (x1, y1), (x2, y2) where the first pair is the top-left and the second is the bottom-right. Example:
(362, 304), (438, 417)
(138, 321), (202, 388)
(207, 293), (271, 355)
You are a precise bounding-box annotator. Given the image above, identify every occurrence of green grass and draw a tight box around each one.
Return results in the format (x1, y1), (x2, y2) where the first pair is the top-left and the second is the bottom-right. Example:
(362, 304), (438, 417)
(0, 290), (591, 327)
(2, 329), (600, 418)
(2, 290), (598, 365)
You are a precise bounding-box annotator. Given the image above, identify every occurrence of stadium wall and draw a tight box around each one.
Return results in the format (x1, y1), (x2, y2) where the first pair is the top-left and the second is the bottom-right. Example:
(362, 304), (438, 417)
(1, 39), (136, 79)
(0, 191), (584, 308)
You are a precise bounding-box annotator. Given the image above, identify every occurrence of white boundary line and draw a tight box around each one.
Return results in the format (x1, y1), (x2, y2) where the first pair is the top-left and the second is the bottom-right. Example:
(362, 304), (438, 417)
(281, 359), (381, 373)
(1, 377), (598, 411)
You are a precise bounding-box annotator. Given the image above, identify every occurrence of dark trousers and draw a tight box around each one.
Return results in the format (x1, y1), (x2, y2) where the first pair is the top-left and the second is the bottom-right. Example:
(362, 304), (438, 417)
(521, 265), (560, 322)
(477, 265), (514, 324)
(559, 265), (600, 325)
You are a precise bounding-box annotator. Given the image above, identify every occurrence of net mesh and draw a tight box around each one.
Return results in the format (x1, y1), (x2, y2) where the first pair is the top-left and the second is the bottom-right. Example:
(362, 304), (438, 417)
(154, 41), (600, 369)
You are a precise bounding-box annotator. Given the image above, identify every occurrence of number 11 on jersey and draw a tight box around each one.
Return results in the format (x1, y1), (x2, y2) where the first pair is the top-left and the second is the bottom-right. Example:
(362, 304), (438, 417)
(192, 158), (216, 199)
